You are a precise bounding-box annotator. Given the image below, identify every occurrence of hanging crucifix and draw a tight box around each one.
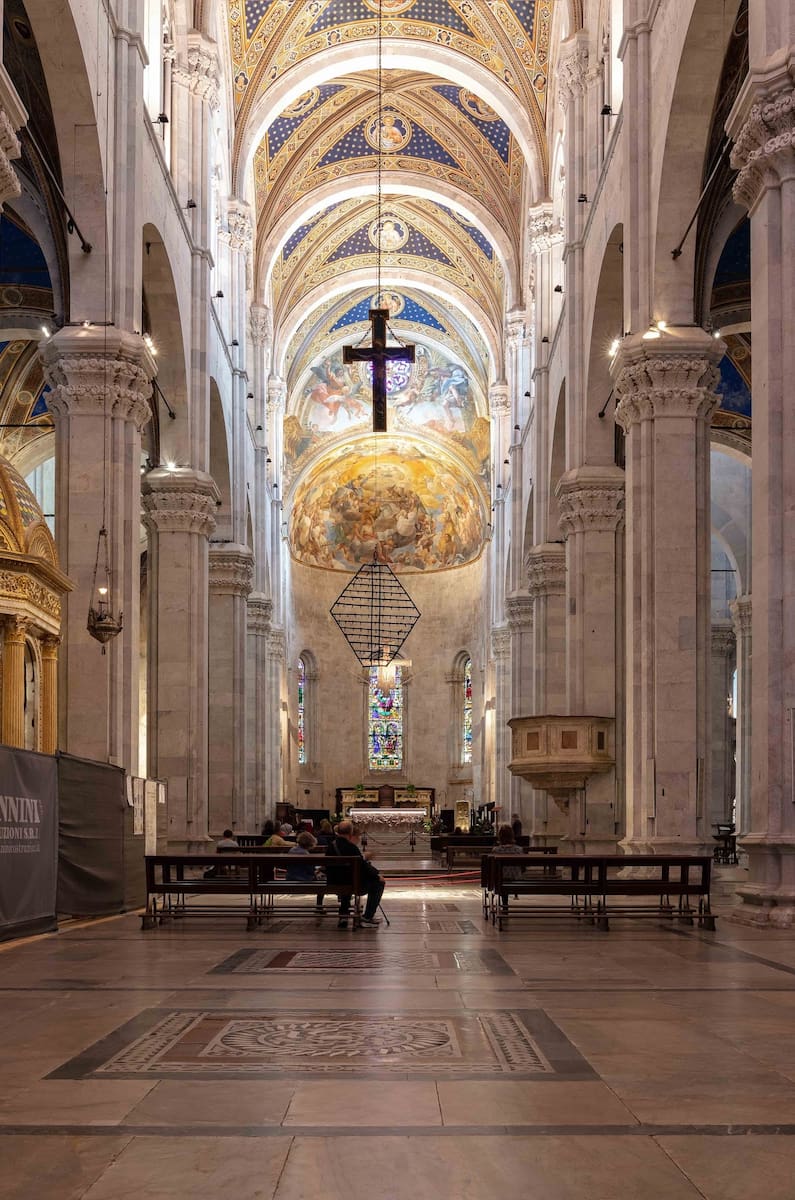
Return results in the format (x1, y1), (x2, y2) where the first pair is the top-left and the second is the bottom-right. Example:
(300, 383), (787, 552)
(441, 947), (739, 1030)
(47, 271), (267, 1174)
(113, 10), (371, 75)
(343, 308), (415, 433)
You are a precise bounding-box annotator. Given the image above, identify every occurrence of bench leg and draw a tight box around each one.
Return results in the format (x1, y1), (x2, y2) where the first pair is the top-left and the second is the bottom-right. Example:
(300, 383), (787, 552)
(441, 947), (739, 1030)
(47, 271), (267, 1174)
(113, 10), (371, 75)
(699, 898), (717, 931)
(141, 897), (157, 930)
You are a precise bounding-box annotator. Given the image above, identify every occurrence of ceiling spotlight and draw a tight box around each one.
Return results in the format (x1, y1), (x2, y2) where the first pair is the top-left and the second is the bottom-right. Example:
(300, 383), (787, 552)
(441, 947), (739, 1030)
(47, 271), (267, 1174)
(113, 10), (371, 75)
(656, 319), (667, 331)
(40, 325), (50, 338)
(642, 323), (662, 340)
(577, 194), (588, 203)
(514, 423), (521, 430)
(215, 290), (224, 299)
(256, 425), (263, 431)
(154, 113), (169, 124)
(601, 105), (613, 116)
(247, 392), (254, 399)
(266, 456), (272, 464)
(554, 284), (563, 294)
(714, 329), (722, 339)
(184, 199), (197, 210)
(231, 339), (239, 347)
(541, 336), (549, 344)
(523, 391), (531, 398)
(608, 338), (620, 357)
(503, 458), (510, 465)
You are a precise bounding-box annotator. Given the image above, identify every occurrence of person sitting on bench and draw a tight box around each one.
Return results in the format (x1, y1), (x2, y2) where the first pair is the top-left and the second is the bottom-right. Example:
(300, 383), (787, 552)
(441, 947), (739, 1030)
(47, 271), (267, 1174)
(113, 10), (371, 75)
(327, 820), (385, 929)
(285, 831), (318, 880)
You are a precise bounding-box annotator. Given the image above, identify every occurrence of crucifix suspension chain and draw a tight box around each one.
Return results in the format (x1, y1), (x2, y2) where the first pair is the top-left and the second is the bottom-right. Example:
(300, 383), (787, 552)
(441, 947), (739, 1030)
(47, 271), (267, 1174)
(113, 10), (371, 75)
(342, 309), (415, 433)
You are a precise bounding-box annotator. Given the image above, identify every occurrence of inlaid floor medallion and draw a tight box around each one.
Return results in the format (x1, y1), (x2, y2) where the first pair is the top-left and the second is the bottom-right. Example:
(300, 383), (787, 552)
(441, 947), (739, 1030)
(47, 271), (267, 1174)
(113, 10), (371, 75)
(211, 948), (510, 974)
(51, 1008), (596, 1081)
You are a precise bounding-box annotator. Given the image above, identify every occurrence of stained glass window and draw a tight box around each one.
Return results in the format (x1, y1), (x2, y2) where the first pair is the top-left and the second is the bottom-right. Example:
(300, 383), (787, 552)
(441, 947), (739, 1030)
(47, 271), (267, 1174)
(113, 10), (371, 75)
(462, 657), (473, 764)
(297, 657), (306, 765)
(368, 666), (403, 771)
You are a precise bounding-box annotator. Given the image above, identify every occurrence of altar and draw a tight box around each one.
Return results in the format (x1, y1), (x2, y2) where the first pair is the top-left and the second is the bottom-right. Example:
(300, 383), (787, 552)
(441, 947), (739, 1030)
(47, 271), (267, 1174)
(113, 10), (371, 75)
(346, 807), (427, 829)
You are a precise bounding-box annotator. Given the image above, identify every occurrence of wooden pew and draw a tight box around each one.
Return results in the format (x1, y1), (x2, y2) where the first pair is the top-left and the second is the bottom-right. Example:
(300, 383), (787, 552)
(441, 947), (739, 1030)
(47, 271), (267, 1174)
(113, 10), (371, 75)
(142, 853), (364, 929)
(482, 854), (715, 931)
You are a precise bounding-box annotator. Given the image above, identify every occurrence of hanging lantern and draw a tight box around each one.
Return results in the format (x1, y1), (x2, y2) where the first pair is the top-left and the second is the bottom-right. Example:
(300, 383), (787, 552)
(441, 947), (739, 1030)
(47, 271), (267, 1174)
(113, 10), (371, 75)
(331, 557), (419, 670)
(87, 526), (123, 652)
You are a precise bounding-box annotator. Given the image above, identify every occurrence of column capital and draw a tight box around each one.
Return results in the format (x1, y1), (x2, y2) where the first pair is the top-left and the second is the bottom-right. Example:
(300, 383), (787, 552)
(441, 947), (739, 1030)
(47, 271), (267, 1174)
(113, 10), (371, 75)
(729, 593), (752, 637)
(173, 31), (220, 109)
(611, 329), (723, 432)
(728, 51), (795, 211)
(711, 621), (736, 657)
(505, 593), (534, 631)
(40, 634), (61, 659)
(267, 376), (286, 410)
(208, 543), (254, 597)
(524, 542), (566, 599)
(142, 467), (220, 536)
(4, 614), (28, 645)
(40, 327), (156, 430)
(268, 627), (286, 658)
(249, 304), (271, 347)
(556, 466), (625, 535)
(489, 382), (510, 417)
(557, 33), (590, 109)
(226, 197), (253, 254)
(528, 203), (564, 254)
(506, 308), (527, 347)
(0, 65), (27, 208)
(247, 591), (273, 635)
(491, 626), (511, 659)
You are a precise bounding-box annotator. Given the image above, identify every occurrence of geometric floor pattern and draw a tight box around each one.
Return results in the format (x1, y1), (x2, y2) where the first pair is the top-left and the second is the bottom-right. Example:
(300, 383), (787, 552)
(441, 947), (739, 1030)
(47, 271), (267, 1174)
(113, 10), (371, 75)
(212, 948), (512, 974)
(51, 1007), (595, 1080)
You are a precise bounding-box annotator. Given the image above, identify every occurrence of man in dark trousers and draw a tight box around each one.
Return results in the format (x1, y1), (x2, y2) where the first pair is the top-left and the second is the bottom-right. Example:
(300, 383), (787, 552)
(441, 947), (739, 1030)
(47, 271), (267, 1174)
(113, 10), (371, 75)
(327, 820), (385, 928)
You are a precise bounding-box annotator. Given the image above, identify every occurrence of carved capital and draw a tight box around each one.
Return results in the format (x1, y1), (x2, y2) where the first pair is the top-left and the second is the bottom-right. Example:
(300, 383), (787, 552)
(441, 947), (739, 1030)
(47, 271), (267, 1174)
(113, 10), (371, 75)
(40, 634), (61, 660)
(4, 614), (28, 646)
(247, 592), (273, 636)
(557, 35), (590, 108)
(268, 627), (286, 659)
(729, 55), (795, 211)
(528, 203), (564, 254)
(491, 626), (511, 659)
(505, 594), (534, 631)
(711, 622), (736, 658)
(173, 33), (220, 109)
(249, 304), (270, 348)
(142, 468), (220, 537)
(40, 327), (156, 431)
(556, 467), (625, 535)
(525, 543), (566, 599)
(0, 67), (26, 208)
(267, 376), (286, 411)
(226, 197), (253, 253)
(489, 382), (510, 417)
(208, 543), (254, 597)
(730, 593), (752, 639)
(612, 331), (723, 432)
(506, 309), (527, 348)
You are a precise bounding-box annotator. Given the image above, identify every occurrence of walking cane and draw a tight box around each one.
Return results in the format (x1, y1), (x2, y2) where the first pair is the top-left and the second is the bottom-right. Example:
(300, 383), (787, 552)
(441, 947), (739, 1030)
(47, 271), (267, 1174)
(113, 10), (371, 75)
(378, 903), (391, 927)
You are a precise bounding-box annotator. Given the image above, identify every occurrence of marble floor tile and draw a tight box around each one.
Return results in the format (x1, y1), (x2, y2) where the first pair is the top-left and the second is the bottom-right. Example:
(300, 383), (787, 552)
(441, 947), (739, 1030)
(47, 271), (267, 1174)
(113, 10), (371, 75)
(0, 1079), (155, 1124)
(436, 1079), (638, 1126)
(80, 1135), (293, 1199)
(284, 1080), (442, 1126)
(657, 1135), (795, 1200)
(123, 1079), (296, 1125)
(272, 1135), (702, 1199)
(0, 1134), (133, 1200)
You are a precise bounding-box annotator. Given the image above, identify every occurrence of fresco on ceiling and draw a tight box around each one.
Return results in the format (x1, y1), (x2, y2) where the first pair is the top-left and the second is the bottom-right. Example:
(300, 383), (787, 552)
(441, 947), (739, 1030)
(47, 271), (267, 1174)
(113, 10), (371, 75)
(715, 354), (751, 419)
(330, 292), (446, 333)
(284, 339), (490, 483)
(289, 441), (485, 573)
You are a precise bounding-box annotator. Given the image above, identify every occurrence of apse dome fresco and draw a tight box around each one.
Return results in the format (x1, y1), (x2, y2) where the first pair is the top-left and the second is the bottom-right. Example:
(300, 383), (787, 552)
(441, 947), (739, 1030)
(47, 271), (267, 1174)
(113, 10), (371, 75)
(229, 0), (552, 576)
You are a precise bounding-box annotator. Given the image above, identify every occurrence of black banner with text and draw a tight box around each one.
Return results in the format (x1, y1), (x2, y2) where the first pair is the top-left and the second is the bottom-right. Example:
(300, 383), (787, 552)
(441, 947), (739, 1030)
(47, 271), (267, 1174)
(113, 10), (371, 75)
(0, 745), (58, 939)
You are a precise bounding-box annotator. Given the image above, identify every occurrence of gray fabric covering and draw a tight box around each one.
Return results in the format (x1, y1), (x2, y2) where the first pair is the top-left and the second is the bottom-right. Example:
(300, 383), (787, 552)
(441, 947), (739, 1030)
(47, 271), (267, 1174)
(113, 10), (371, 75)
(0, 745), (58, 940)
(56, 753), (135, 916)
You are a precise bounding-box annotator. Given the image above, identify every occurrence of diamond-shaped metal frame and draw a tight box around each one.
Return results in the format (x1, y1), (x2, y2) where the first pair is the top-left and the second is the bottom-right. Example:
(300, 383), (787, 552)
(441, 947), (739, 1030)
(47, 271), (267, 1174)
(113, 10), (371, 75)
(330, 560), (420, 667)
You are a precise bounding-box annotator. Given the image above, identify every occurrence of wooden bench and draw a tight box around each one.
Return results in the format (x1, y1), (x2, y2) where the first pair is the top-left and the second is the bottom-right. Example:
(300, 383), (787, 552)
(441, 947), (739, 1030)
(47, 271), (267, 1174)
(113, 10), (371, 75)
(142, 853), (364, 929)
(444, 835), (538, 872)
(482, 854), (715, 931)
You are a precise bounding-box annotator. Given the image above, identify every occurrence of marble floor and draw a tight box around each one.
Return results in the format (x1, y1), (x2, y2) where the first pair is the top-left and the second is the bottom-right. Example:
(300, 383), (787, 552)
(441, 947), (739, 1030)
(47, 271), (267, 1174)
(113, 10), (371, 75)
(1, 887), (795, 1198)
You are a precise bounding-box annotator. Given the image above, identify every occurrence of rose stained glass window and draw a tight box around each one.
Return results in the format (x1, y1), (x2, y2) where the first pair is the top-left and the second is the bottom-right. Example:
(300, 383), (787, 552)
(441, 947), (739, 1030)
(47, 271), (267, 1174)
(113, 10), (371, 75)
(368, 666), (403, 771)
(297, 657), (306, 765)
(462, 657), (472, 764)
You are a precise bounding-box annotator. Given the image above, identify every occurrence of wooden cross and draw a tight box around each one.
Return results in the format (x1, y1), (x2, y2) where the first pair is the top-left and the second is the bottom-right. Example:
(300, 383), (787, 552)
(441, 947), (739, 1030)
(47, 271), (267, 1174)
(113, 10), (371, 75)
(342, 308), (415, 432)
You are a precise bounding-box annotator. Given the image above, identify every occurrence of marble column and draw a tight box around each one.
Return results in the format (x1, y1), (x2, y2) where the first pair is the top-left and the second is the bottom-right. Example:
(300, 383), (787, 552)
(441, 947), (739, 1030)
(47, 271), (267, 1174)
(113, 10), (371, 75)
(39, 634), (59, 755)
(0, 61), (26, 209)
(142, 467), (219, 846)
(505, 593), (534, 827)
(208, 543), (254, 834)
(265, 627), (286, 811)
(612, 329), (722, 855)
(41, 327), (155, 771)
(556, 469), (625, 852)
(729, 594), (752, 837)
(246, 595), (272, 828)
(728, 20), (795, 924)
(710, 622), (737, 831)
(491, 626), (512, 819)
(525, 543), (567, 840)
(2, 616), (26, 747)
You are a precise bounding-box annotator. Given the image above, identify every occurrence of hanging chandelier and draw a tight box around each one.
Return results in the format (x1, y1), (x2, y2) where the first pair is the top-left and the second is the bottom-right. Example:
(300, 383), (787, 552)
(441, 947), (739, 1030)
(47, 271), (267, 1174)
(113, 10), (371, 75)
(331, 555), (420, 671)
(87, 525), (122, 651)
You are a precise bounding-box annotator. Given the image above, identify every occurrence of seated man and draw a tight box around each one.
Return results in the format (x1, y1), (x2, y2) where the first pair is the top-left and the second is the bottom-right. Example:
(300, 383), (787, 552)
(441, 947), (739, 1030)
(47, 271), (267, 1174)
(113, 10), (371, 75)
(216, 828), (239, 850)
(326, 820), (385, 928)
